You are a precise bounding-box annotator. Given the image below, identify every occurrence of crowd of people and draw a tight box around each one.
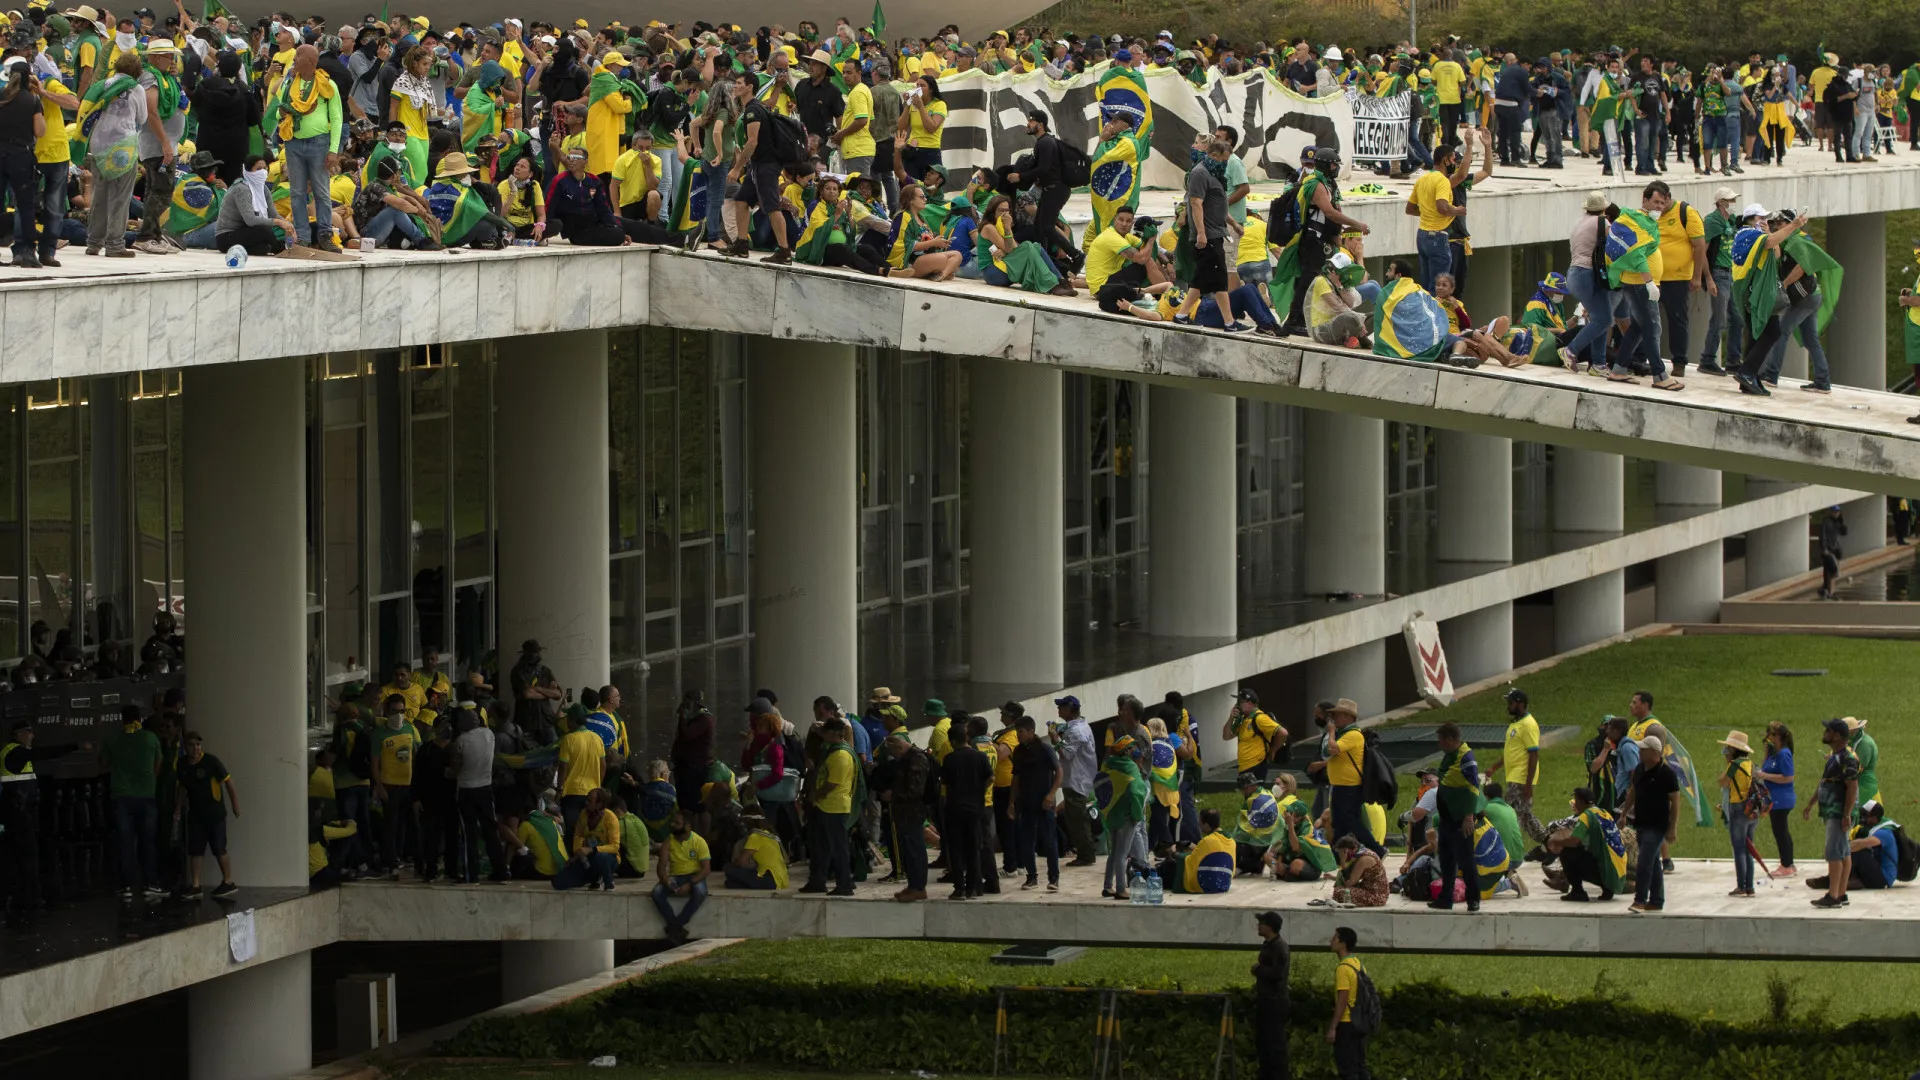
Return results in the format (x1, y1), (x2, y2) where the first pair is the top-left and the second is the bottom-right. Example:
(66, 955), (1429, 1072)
(0, 9), (1901, 401)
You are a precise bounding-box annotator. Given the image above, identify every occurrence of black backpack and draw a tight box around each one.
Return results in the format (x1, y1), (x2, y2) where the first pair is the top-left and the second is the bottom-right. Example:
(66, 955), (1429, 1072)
(1267, 182), (1303, 247)
(750, 100), (806, 166)
(919, 747), (941, 805)
(1360, 730), (1399, 809)
(1347, 959), (1384, 1035)
(1057, 140), (1093, 188)
(1893, 823), (1920, 883)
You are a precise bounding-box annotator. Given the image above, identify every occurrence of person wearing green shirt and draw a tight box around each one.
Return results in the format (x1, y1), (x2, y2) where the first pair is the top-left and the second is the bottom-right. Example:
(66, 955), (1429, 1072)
(1698, 187), (1742, 374)
(104, 706), (164, 898)
(1846, 718), (1879, 813)
(1480, 782), (1526, 869)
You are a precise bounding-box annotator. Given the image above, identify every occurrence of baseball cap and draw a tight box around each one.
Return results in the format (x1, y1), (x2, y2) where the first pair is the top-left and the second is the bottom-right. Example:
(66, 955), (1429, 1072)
(1506, 688), (1529, 704)
(1639, 735), (1662, 752)
(1712, 186), (1739, 203)
(1741, 202), (1769, 219)
(1054, 695), (1080, 709)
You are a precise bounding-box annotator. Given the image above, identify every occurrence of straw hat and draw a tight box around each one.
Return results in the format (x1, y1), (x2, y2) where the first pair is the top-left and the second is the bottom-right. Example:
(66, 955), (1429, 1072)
(1844, 716), (1869, 733)
(867, 686), (901, 704)
(806, 48), (834, 66)
(1328, 697), (1359, 719)
(1716, 730), (1753, 754)
(434, 151), (478, 178)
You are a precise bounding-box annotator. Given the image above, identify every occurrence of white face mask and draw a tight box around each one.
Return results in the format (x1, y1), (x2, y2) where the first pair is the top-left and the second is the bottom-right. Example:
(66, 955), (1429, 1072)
(387, 139), (405, 151)
(455, 174), (470, 186)
(117, 31), (136, 48)
(246, 167), (268, 185)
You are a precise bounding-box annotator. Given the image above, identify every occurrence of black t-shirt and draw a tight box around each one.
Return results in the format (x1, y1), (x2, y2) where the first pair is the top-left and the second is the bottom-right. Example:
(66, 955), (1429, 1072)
(182, 753), (229, 814)
(941, 745), (994, 809)
(1631, 761), (1680, 832)
(0, 89), (40, 150)
(1284, 61), (1317, 90)
(742, 98), (782, 163)
(1632, 74), (1666, 117)
(1010, 740), (1059, 811)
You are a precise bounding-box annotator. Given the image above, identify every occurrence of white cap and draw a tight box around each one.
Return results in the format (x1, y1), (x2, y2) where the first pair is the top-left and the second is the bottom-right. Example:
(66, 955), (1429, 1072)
(504, 17), (522, 27)
(1157, 29), (1172, 38)
(1324, 45), (1342, 60)
(536, 34), (556, 45)
(1639, 735), (1662, 752)
(1741, 202), (1768, 219)
(1328, 251), (1353, 270)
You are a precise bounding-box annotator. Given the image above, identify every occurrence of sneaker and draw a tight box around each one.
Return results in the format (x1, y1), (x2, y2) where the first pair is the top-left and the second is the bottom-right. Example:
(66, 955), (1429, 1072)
(894, 889), (928, 902)
(1561, 890), (1592, 902)
(1000, 868), (1021, 879)
(1047, 881), (1059, 892)
(1769, 865), (1797, 878)
(587, 880), (602, 891)
(1662, 857), (1676, 873)
(1800, 383), (1832, 394)
(86, 245), (102, 256)
(106, 249), (135, 259)
(829, 886), (856, 897)
(1735, 373), (1771, 396)
(134, 239), (171, 256)
(39, 256), (60, 267)
(1021, 877), (1039, 890)
(1696, 362), (1728, 376)
(1811, 894), (1844, 908)
(1171, 314), (1194, 325)
(761, 248), (793, 265)
(211, 881), (239, 899)
(1222, 320), (1253, 333)
(604, 881), (616, 892)
(144, 885), (167, 898)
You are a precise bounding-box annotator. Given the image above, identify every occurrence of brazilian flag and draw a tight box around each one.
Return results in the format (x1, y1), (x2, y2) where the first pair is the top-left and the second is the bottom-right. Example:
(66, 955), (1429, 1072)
(638, 778), (678, 840)
(1604, 207), (1660, 287)
(1574, 806), (1627, 894)
(203, 0), (236, 20)
(426, 182), (489, 246)
(667, 160), (707, 235)
(1268, 171), (1333, 317)
(1147, 737), (1181, 817)
(1233, 790), (1279, 846)
(1731, 225), (1777, 339)
(1781, 232), (1844, 333)
(1472, 822), (1512, 899)
(1373, 277), (1450, 362)
(1085, 123), (1150, 246)
(72, 72), (141, 164)
(167, 177), (222, 235)
(1101, 753), (1148, 829)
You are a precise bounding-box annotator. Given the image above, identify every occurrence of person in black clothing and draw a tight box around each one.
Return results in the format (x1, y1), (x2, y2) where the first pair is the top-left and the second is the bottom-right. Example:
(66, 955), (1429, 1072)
(1009, 715), (1061, 891)
(189, 53), (258, 186)
(1005, 109), (1074, 273)
(1, 719), (88, 926)
(1733, 208), (1811, 397)
(883, 732), (931, 901)
(0, 58), (45, 268)
(414, 720), (460, 881)
(1251, 910), (1292, 1080)
(542, 39), (590, 121)
(549, 146), (673, 246)
(793, 51), (844, 143)
(1619, 734), (1681, 912)
(731, 76), (793, 262)
(1818, 505), (1848, 600)
(1281, 148), (1369, 334)
(1826, 64), (1859, 163)
(940, 716), (994, 900)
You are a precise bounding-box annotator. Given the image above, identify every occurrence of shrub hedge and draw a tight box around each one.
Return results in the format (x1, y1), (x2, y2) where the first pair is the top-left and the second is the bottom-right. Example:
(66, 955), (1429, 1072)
(437, 970), (1920, 1080)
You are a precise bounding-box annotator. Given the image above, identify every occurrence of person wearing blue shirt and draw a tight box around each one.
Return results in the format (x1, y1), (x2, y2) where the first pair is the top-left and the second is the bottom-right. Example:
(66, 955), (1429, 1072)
(948, 200), (980, 278)
(1756, 721), (1797, 877)
(1847, 800), (1898, 889)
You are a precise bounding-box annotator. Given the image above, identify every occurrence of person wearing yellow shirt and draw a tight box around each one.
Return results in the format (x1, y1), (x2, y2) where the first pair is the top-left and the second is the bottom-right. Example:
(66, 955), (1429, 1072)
(1223, 689), (1284, 782)
(379, 663), (427, 721)
(557, 726), (606, 840)
(611, 130), (663, 222)
(1431, 52), (1467, 141)
(1655, 189), (1707, 376)
(831, 59), (876, 173)
(725, 811), (790, 890)
(1498, 689), (1547, 847)
(1327, 926), (1371, 1072)
(991, 706), (1021, 876)
(1408, 143), (1466, 291)
(1158, 808), (1236, 893)
(585, 52), (635, 179)
(1085, 209), (1170, 320)
(1324, 699), (1384, 856)
(651, 809), (713, 942)
(370, 704), (420, 878)
(511, 802), (567, 879)
(27, 70), (78, 267)
(554, 787), (620, 890)
(801, 716), (858, 894)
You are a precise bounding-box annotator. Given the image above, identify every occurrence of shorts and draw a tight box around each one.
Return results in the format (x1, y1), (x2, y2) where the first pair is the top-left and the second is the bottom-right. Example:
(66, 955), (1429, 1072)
(1814, 103), (1830, 129)
(1190, 241), (1229, 294)
(1094, 262), (1147, 313)
(188, 810), (229, 857)
(1824, 816), (1850, 862)
(735, 159), (784, 211)
(1237, 259), (1272, 284)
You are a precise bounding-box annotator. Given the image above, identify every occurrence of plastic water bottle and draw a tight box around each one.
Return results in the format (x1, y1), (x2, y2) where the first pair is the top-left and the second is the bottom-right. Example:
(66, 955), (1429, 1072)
(1146, 870), (1164, 905)
(224, 245), (248, 269)
(1129, 870), (1146, 903)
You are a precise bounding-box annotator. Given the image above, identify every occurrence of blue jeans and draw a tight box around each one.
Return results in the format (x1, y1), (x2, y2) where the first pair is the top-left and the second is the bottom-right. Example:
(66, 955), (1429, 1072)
(1658, 279), (1692, 366)
(1196, 283), (1281, 330)
(1701, 266), (1742, 365)
(1014, 806), (1060, 884)
(1726, 114), (1743, 166)
(652, 875), (708, 928)
(1635, 825), (1666, 906)
(284, 133), (332, 245)
(1760, 289), (1830, 387)
(337, 785), (372, 867)
(700, 158), (729, 241)
(364, 205), (425, 245)
(1633, 116), (1659, 172)
(1614, 282), (1667, 379)
(1330, 785), (1385, 856)
(1416, 229), (1451, 294)
(35, 161), (67, 258)
(180, 222), (220, 249)
(1404, 115), (1434, 171)
(114, 795), (159, 889)
(1728, 811), (1757, 891)
(552, 850), (618, 889)
(1565, 266), (1614, 364)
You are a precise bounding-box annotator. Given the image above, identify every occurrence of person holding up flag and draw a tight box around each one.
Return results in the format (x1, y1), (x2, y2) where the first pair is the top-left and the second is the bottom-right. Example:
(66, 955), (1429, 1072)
(1083, 57), (1151, 247)
(1602, 182), (1679, 389)
(1750, 207), (1843, 393)
(1729, 204), (1811, 397)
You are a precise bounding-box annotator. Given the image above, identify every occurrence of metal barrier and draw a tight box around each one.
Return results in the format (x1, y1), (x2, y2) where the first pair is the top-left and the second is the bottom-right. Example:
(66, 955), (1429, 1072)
(990, 984), (1237, 1080)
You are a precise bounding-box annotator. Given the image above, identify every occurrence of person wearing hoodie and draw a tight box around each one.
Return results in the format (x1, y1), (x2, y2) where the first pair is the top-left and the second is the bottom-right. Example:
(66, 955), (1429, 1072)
(189, 52), (259, 185)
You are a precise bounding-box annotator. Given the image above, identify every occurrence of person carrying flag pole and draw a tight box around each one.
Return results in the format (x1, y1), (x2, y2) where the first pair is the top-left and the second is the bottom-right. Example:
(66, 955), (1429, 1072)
(1730, 203), (1811, 397)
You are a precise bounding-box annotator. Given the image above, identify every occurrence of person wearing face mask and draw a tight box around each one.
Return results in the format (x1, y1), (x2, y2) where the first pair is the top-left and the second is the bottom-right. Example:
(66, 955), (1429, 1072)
(362, 118), (416, 186)
(107, 17), (140, 69)
(214, 152), (291, 253)
(189, 51), (258, 186)
(370, 693), (421, 879)
(651, 809), (712, 943)
(130, 39), (184, 254)
(1002, 109), (1075, 272)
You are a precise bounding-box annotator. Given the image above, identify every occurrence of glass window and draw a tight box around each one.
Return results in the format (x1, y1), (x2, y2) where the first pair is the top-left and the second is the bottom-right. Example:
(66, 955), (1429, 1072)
(644, 390), (675, 617)
(369, 353), (409, 595)
(713, 375), (747, 602)
(610, 553), (645, 663)
(323, 425), (365, 680)
(609, 332), (641, 554)
(411, 414), (448, 656)
(0, 391), (18, 656)
(452, 580), (489, 672)
(679, 333), (710, 541)
(134, 449), (167, 638)
(449, 345), (491, 581)
(680, 542), (711, 647)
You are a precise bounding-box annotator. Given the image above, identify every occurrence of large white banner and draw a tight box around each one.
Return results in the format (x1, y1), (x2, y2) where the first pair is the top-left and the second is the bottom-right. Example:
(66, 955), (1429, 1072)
(1348, 91), (1412, 165)
(927, 65), (1357, 187)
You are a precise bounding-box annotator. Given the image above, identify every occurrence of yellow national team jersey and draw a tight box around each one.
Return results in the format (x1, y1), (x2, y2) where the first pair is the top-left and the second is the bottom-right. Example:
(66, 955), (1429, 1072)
(993, 727), (1019, 788)
(742, 831), (789, 888)
(374, 723), (419, 785)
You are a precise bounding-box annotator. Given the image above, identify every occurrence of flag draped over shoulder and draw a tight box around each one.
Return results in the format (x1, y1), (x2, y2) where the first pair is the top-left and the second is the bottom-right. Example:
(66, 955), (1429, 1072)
(1604, 207), (1659, 287)
(1101, 752), (1148, 829)
(426, 183), (489, 246)
(1268, 172), (1327, 316)
(1148, 738), (1181, 815)
(1472, 822), (1510, 899)
(1576, 806), (1627, 894)
(72, 72), (140, 164)
(1373, 277), (1450, 362)
(1781, 232), (1843, 333)
(1662, 729), (1712, 827)
(1731, 225), (1777, 339)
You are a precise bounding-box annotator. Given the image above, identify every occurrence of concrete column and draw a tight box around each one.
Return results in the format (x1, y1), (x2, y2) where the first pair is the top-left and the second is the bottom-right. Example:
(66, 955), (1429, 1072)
(1460, 244), (1510, 324)
(1744, 479), (1809, 589)
(189, 954), (311, 1080)
(1655, 463), (1722, 623)
(968, 359), (1064, 686)
(1148, 385), (1236, 640)
(1826, 212), (1887, 391)
(1303, 412), (1384, 717)
(496, 331), (610, 693)
(1844, 495), (1886, 554)
(1551, 449), (1625, 648)
(750, 340), (857, 705)
(183, 357), (307, 888)
(1185, 684), (1237, 780)
(500, 940), (615, 1003)
(1434, 429), (1512, 683)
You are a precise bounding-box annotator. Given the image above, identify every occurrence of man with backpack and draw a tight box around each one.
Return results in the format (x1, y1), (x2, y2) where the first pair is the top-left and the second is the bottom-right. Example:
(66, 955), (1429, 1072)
(882, 731), (932, 902)
(1004, 109), (1078, 276)
(1842, 799), (1907, 891)
(1654, 182), (1708, 377)
(1327, 926), (1378, 1079)
(1325, 699), (1385, 858)
(729, 72), (797, 263)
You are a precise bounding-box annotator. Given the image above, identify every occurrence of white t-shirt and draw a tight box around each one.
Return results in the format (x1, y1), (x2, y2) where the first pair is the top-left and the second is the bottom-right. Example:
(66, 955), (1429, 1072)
(455, 726), (496, 788)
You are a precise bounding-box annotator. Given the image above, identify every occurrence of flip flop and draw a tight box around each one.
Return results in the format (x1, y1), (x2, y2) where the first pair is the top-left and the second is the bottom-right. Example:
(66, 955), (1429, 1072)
(1606, 371), (1639, 383)
(1652, 379), (1685, 391)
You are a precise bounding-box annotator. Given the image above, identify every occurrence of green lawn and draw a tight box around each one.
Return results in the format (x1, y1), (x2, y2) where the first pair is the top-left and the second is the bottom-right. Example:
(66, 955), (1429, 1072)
(1201, 633), (1913, 862)
(395, 1068), (920, 1080)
